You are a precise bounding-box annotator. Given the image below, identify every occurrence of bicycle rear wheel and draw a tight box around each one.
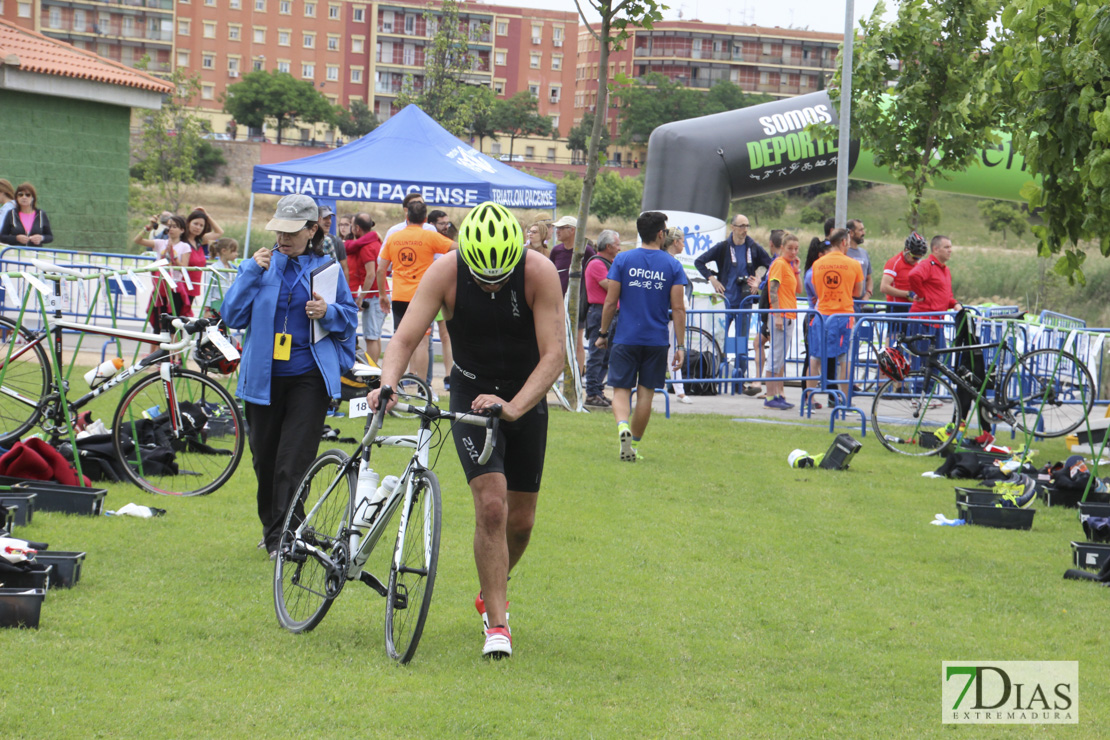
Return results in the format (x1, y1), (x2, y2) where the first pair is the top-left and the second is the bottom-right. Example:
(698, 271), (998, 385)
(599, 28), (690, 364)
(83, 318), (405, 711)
(871, 371), (962, 456)
(112, 366), (244, 496)
(385, 469), (441, 663)
(274, 449), (354, 633)
(389, 373), (433, 419)
(1003, 349), (1095, 437)
(0, 316), (49, 446)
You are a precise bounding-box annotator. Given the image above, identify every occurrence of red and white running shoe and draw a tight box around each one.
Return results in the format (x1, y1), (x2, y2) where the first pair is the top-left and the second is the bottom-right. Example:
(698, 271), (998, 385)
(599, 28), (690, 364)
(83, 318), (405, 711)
(475, 591), (510, 631)
(483, 626), (512, 659)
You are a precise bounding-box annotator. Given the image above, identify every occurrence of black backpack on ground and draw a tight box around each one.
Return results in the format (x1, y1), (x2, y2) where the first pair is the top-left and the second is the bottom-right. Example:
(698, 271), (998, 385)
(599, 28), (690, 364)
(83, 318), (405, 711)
(684, 350), (719, 396)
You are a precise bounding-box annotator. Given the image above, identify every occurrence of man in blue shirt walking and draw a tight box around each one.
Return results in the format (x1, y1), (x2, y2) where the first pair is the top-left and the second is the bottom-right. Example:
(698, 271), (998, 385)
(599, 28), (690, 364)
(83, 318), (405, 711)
(595, 211), (688, 462)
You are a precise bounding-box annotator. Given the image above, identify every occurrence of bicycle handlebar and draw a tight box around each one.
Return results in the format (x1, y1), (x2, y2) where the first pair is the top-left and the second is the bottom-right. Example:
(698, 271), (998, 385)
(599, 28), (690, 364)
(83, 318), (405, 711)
(364, 386), (502, 463)
(160, 316), (212, 352)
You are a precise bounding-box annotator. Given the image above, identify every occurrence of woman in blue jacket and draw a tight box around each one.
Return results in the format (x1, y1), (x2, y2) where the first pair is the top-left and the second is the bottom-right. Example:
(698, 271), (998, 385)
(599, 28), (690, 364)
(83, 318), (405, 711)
(221, 194), (358, 558)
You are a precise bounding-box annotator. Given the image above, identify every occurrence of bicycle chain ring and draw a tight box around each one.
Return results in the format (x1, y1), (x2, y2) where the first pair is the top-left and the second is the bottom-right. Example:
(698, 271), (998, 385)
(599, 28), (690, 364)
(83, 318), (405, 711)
(325, 540), (349, 599)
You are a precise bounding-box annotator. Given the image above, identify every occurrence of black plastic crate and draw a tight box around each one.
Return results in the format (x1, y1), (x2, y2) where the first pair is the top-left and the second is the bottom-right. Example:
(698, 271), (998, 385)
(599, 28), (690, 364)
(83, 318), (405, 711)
(956, 501), (1036, 530)
(0, 588), (46, 628)
(0, 476), (106, 516)
(955, 487), (1005, 508)
(0, 505), (12, 533)
(1071, 541), (1110, 571)
(0, 493), (35, 526)
(0, 562), (51, 592)
(35, 551), (85, 588)
(1078, 502), (1110, 519)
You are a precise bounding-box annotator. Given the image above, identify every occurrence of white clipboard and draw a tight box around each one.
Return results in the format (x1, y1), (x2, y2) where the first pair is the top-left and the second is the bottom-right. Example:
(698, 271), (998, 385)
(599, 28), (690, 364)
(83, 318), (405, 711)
(310, 261), (341, 343)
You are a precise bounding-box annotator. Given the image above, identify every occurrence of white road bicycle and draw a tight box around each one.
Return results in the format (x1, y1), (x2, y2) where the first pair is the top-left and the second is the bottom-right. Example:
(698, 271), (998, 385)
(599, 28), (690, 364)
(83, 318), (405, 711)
(273, 382), (501, 663)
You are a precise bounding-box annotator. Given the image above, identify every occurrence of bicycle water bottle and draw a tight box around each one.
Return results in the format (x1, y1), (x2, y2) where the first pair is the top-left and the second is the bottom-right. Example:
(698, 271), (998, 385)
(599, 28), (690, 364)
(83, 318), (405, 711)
(352, 460), (380, 531)
(84, 357), (124, 388)
(375, 475), (400, 503)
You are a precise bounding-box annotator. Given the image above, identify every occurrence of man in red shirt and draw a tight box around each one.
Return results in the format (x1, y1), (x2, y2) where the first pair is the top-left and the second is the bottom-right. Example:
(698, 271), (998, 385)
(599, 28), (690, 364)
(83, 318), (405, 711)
(345, 213), (384, 360)
(908, 234), (962, 355)
(881, 232), (927, 303)
(881, 232), (928, 348)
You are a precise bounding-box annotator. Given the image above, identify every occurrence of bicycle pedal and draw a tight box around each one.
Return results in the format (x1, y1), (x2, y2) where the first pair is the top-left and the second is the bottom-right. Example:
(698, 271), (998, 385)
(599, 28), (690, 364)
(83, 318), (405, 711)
(359, 570), (389, 597)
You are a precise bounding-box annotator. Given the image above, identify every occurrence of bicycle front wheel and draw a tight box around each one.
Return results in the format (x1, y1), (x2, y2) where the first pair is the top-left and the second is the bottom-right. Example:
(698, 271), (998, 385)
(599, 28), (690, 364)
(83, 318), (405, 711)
(871, 371), (963, 456)
(0, 316), (49, 446)
(385, 469), (441, 664)
(112, 367), (245, 496)
(389, 373), (434, 419)
(1003, 349), (1095, 437)
(274, 449), (354, 633)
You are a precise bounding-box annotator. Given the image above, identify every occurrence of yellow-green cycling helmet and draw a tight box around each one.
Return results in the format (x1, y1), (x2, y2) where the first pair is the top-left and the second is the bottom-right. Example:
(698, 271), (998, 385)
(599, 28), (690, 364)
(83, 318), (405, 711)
(458, 202), (525, 283)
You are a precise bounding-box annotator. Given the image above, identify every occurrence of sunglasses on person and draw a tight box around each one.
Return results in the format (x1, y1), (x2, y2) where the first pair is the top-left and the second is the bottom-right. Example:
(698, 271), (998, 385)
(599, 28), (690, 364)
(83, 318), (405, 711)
(733, 221), (749, 228)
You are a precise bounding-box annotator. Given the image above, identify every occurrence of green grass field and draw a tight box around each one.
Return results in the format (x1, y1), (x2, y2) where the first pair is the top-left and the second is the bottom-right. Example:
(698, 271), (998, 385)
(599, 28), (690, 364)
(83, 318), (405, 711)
(0, 407), (1103, 737)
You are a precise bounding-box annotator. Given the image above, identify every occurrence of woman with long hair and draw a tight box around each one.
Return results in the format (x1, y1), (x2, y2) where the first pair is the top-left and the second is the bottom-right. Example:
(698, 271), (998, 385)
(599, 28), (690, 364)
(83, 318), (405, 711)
(525, 222), (549, 257)
(180, 207), (223, 314)
(0, 179), (15, 227)
(802, 236), (834, 409)
(134, 214), (191, 331)
(0, 182), (53, 246)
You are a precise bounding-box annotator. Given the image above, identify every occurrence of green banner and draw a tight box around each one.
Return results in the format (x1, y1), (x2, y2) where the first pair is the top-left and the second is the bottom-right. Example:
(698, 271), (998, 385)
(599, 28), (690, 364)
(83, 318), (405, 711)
(849, 135), (1034, 202)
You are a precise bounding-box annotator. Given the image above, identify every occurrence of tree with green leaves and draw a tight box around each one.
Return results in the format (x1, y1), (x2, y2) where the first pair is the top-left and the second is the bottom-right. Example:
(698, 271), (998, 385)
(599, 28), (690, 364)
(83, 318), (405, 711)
(741, 192), (787, 227)
(614, 72), (703, 147)
(992, 1), (1110, 281)
(565, 0), (667, 407)
(703, 80), (764, 115)
(589, 171), (643, 221)
(567, 111), (610, 163)
(223, 70), (335, 145)
(131, 61), (205, 213)
(492, 92), (553, 159)
(614, 74), (768, 147)
(978, 199), (1027, 246)
(335, 100), (380, 139)
(394, 0), (493, 137)
(829, 0), (1003, 230)
(464, 84), (499, 152)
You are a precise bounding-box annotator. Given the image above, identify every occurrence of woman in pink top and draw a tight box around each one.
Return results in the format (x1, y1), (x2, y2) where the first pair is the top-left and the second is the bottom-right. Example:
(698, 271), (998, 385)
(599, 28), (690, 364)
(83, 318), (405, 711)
(0, 182), (53, 246)
(181, 207), (223, 311)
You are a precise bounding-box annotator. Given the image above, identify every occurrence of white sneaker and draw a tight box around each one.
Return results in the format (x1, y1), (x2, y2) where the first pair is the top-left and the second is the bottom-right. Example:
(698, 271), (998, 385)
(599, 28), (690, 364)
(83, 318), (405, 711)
(676, 394), (693, 405)
(483, 626), (512, 658)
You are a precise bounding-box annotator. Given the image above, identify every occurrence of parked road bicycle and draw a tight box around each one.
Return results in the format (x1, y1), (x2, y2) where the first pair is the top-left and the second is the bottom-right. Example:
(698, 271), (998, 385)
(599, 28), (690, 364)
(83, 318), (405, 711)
(0, 262), (244, 495)
(274, 382), (501, 664)
(871, 321), (1095, 457)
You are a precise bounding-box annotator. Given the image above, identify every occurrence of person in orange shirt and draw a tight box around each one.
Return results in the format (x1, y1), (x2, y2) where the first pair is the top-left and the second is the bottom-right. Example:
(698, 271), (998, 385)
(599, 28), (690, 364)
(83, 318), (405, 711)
(764, 233), (801, 410)
(377, 200), (457, 375)
(809, 228), (863, 390)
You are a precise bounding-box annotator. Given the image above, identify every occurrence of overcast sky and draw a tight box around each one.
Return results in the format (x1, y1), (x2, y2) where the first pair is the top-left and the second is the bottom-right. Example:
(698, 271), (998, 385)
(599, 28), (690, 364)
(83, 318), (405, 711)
(507, 0), (896, 37)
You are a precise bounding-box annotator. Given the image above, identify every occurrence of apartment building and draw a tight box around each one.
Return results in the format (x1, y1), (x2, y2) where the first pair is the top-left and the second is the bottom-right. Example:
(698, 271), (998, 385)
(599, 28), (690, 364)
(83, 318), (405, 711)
(1, 0), (577, 142)
(1, 0), (175, 72)
(575, 20), (842, 163)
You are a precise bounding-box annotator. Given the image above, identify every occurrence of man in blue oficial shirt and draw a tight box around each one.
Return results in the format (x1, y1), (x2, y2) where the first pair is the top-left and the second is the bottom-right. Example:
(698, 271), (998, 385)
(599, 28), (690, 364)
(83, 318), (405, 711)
(595, 211), (688, 462)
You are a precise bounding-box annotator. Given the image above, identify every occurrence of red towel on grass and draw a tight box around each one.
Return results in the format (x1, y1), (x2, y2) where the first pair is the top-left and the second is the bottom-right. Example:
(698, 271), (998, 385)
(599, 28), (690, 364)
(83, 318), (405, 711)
(0, 438), (91, 487)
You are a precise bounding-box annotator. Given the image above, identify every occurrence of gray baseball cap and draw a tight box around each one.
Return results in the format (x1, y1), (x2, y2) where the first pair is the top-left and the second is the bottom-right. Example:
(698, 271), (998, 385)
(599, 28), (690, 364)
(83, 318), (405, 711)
(266, 194), (319, 232)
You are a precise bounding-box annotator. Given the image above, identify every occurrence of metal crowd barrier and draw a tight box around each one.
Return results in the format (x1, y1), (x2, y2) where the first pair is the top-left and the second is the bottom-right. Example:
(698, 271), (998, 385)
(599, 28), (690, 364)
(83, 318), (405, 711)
(671, 301), (1108, 436)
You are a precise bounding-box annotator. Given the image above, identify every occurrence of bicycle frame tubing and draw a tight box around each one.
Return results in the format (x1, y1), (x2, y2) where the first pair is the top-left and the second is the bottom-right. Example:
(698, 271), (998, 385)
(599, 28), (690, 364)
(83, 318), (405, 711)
(349, 398), (498, 571)
(899, 333), (1016, 406)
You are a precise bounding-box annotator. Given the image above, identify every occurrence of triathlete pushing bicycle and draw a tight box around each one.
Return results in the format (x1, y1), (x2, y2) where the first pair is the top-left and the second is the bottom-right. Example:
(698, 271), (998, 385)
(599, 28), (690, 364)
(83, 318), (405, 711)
(369, 202), (565, 659)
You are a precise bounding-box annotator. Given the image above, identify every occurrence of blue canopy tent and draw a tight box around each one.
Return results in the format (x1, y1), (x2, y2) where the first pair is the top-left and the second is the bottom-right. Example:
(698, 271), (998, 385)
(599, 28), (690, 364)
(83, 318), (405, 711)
(246, 104), (556, 250)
